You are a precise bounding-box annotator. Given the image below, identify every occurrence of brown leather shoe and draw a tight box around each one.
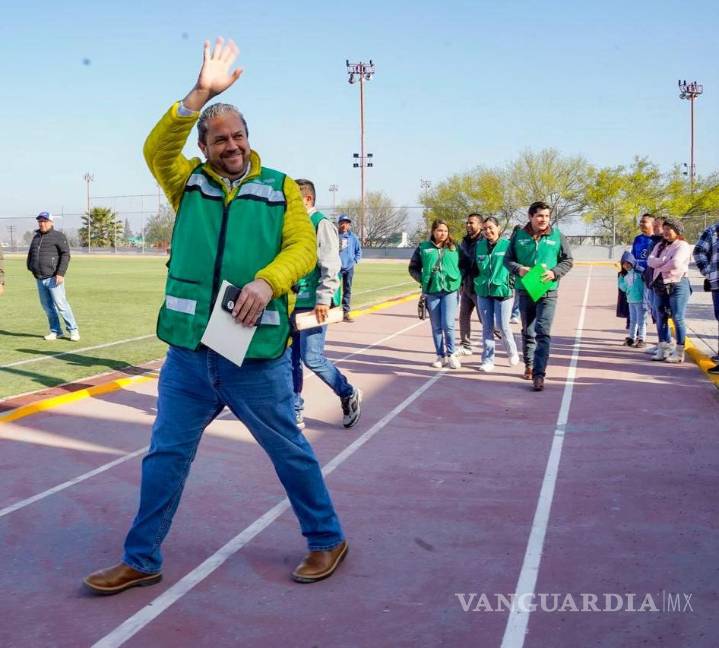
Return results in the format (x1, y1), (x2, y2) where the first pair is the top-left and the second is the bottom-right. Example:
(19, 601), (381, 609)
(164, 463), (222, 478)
(523, 366), (533, 380)
(292, 540), (348, 583)
(343, 314), (354, 323)
(533, 375), (545, 392)
(83, 563), (162, 595)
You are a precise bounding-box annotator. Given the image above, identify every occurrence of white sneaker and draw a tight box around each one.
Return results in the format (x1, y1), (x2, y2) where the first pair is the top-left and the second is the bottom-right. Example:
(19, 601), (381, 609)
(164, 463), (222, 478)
(43, 333), (58, 341)
(651, 342), (671, 361)
(479, 362), (495, 372)
(509, 317), (520, 324)
(448, 355), (461, 369)
(509, 354), (520, 366)
(665, 345), (685, 363)
(644, 344), (659, 355)
(431, 356), (445, 368)
(69, 331), (81, 341)
(458, 347), (473, 356)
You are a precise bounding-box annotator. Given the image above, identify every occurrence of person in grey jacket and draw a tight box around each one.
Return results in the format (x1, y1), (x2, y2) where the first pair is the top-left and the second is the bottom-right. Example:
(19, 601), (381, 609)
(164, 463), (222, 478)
(291, 179), (361, 430)
(26, 211), (80, 340)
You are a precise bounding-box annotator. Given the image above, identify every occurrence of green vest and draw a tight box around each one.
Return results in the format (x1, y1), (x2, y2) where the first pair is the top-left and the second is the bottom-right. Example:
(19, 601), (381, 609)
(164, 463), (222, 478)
(295, 210), (342, 309)
(511, 227), (562, 292)
(474, 238), (513, 298)
(157, 165), (291, 359)
(419, 241), (461, 294)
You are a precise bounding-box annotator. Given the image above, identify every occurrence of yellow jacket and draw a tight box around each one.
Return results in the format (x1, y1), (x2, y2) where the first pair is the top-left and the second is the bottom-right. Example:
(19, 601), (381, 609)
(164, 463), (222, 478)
(143, 102), (316, 298)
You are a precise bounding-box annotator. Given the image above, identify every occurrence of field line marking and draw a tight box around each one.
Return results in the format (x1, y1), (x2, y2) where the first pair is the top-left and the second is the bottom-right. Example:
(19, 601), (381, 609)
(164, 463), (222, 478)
(0, 335), (157, 369)
(0, 446), (149, 519)
(92, 371), (444, 648)
(353, 281), (415, 295)
(500, 267), (592, 648)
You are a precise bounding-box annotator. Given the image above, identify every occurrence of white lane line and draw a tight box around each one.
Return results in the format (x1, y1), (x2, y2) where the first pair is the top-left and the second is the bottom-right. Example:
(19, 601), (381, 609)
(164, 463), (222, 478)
(0, 335), (156, 369)
(214, 319), (426, 420)
(353, 281), (415, 295)
(0, 446), (149, 519)
(92, 371), (445, 648)
(500, 267), (592, 648)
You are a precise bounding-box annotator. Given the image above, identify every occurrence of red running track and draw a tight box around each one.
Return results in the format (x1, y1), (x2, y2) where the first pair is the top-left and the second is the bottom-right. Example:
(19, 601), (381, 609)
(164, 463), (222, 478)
(0, 265), (716, 648)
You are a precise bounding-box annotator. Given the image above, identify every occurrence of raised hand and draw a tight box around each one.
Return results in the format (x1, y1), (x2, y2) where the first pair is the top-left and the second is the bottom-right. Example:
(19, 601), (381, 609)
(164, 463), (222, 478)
(183, 37), (244, 111)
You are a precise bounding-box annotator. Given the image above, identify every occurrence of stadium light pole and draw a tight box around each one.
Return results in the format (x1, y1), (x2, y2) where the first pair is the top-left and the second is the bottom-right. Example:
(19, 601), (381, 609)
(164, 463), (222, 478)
(329, 184), (338, 216)
(83, 172), (94, 254)
(347, 59), (375, 244)
(678, 80), (703, 192)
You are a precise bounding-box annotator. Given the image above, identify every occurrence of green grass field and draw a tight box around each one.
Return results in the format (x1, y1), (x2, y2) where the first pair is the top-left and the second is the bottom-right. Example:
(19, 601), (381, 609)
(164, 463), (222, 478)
(0, 255), (415, 400)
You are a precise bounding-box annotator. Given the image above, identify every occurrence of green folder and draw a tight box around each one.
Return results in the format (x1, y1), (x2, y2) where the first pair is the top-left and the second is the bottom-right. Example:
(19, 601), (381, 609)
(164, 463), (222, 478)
(520, 264), (552, 302)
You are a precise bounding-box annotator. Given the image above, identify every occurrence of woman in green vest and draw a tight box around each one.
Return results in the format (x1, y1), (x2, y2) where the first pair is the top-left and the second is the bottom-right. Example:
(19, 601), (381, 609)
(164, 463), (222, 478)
(408, 219), (462, 369)
(474, 217), (520, 372)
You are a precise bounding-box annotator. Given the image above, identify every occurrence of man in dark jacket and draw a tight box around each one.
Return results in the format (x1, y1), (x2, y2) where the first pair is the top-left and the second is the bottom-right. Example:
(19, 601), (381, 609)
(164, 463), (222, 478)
(457, 213), (483, 354)
(26, 211), (80, 340)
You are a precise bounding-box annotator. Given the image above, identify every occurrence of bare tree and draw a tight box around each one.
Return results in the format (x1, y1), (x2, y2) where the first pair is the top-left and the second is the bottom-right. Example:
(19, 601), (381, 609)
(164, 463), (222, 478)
(337, 191), (408, 247)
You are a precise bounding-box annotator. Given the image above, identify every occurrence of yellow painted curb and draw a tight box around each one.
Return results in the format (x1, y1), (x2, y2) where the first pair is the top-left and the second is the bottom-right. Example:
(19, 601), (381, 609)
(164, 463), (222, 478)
(0, 373), (158, 426)
(350, 291), (420, 318)
(685, 338), (719, 389)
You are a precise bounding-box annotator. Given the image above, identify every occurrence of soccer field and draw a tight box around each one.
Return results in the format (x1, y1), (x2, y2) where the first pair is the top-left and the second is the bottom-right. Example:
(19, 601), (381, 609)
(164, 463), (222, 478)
(0, 255), (416, 400)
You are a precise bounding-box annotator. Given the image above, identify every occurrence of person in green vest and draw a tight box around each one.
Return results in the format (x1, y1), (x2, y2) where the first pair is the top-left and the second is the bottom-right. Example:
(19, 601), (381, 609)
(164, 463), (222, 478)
(408, 219), (462, 369)
(291, 179), (361, 431)
(504, 201), (573, 391)
(85, 37), (347, 595)
(474, 216), (520, 372)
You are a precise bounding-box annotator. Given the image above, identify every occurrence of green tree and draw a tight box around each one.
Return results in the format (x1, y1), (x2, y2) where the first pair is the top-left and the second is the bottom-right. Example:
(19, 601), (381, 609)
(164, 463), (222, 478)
(337, 192), (408, 247)
(78, 207), (122, 248)
(420, 167), (520, 238)
(509, 149), (590, 224)
(144, 205), (176, 249)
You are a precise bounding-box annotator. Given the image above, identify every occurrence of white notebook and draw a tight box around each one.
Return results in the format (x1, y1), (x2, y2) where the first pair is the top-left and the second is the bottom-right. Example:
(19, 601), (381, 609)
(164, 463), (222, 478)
(201, 280), (279, 367)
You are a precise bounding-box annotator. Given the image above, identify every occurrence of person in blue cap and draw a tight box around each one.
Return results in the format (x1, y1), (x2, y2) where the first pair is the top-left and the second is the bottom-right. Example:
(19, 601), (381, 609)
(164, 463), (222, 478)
(337, 214), (362, 322)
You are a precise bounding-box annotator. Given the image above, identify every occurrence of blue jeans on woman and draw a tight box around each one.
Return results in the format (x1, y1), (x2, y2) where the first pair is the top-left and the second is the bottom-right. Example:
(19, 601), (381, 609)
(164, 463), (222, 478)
(655, 277), (691, 345)
(425, 291), (458, 357)
(123, 346), (344, 574)
(36, 277), (79, 335)
(291, 311), (353, 415)
(476, 296), (518, 364)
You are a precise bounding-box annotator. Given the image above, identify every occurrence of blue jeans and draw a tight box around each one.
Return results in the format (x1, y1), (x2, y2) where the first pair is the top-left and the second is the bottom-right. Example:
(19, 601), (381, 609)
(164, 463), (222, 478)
(511, 290), (521, 319)
(36, 277), (79, 334)
(519, 289), (558, 378)
(628, 302), (647, 340)
(291, 311), (353, 414)
(476, 296), (518, 364)
(655, 278), (691, 345)
(425, 291), (457, 357)
(123, 346), (344, 573)
(340, 267), (354, 314)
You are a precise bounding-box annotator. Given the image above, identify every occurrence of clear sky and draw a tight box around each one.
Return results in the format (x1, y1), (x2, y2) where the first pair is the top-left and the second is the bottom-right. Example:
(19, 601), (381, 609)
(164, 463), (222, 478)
(0, 0), (717, 232)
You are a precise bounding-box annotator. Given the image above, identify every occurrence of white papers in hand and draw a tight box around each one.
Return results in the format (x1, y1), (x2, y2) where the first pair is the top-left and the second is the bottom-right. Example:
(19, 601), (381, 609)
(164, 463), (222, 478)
(200, 280), (258, 367)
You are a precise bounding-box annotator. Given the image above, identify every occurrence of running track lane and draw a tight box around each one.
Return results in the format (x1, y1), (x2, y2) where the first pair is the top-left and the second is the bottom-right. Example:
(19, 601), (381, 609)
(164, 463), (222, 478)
(0, 267), (716, 647)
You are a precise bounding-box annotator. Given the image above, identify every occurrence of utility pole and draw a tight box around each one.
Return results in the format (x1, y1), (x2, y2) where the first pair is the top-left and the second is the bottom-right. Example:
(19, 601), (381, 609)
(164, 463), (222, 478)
(347, 59), (375, 244)
(8, 224), (15, 251)
(83, 172), (94, 253)
(678, 80), (703, 192)
(329, 184), (338, 216)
